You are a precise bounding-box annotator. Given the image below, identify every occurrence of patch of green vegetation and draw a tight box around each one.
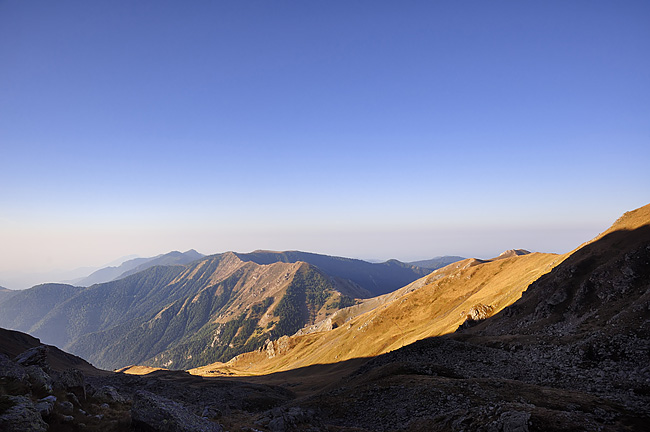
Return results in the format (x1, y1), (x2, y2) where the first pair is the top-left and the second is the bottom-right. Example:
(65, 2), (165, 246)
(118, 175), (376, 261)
(271, 266), (336, 338)
(149, 295), (277, 369)
(327, 294), (357, 310)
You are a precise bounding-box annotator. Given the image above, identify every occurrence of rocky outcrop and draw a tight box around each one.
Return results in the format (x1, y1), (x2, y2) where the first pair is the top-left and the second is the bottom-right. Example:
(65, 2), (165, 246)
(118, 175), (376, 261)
(0, 395), (48, 432)
(14, 345), (49, 370)
(131, 390), (223, 432)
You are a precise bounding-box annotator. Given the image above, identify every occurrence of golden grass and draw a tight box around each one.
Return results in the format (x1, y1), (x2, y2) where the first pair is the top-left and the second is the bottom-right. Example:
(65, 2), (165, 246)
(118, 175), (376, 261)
(190, 251), (566, 377)
(115, 365), (165, 375)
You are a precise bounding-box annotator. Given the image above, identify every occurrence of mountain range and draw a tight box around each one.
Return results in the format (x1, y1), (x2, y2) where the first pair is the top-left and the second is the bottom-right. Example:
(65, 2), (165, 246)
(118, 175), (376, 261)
(70, 249), (205, 286)
(407, 255), (466, 269)
(0, 204), (648, 431)
(0, 251), (433, 371)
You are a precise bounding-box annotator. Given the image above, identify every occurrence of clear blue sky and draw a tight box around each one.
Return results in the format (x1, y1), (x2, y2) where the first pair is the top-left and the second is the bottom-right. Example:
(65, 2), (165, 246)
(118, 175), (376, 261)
(1, 1), (649, 284)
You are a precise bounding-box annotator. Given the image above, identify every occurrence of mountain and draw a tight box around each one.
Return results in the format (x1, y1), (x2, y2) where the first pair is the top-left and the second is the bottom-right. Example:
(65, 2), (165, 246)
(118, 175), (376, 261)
(0, 287), (17, 304)
(408, 255), (466, 269)
(2, 205), (648, 431)
(233, 250), (432, 296)
(0, 284), (83, 337)
(0, 265), (99, 290)
(185, 203), (650, 431)
(190, 248), (562, 376)
(75, 249), (204, 286)
(0, 250), (428, 371)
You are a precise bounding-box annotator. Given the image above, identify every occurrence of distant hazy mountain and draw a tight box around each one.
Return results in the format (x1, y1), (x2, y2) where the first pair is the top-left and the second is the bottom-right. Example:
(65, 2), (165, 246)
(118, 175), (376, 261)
(408, 255), (465, 269)
(75, 249), (204, 286)
(0, 250), (428, 370)
(0, 284), (83, 332)
(234, 250), (432, 296)
(0, 286), (17, 304)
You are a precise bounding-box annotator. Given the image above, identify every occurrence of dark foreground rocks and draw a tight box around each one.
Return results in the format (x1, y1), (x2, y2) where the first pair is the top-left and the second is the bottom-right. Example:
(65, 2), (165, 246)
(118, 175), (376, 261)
(2, 219), (649, 431)
(131, 390), (223, 432)
(0, 328), (292, 432)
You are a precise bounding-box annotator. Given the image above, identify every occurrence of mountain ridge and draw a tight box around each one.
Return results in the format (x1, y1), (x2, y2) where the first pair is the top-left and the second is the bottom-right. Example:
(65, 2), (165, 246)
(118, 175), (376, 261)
(74, 249), (204, 287)
(1, 204), (648, 431)
(189, 249), (563, 377)
(0, 250), (430, 370)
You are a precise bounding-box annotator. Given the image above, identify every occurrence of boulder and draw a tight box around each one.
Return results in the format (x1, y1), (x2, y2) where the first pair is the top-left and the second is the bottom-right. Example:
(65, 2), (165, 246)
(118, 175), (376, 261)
(488, 410), (531, 432)
(95, 385), (127, 404)
(55, 368), (86, 399)
(58, 400), (74, 414)
(25, 365), (53, 393)
(14, 346), (49, 370)
(0, 354), (27, 381)
(0, 395), (48, 432)
(34, 395), (56, 417)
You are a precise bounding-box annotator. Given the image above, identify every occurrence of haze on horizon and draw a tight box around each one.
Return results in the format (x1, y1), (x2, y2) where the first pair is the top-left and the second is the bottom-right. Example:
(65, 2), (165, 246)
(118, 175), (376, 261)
(1, 1), (649, 289)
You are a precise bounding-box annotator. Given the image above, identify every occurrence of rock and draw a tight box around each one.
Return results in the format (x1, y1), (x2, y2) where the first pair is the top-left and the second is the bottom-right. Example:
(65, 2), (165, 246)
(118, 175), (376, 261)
(25, 365), (53, 393)
(489, 410), (531, 432)
(0, 395), (48, 432)
(0, 354), (28, 381)
(35, 395), (56, 417)
(95, 385), (126, 404)
(62, 414), (74, 422)
(55, 368), (86, 399)
(131, 390), (223, 432)
(14, 346), (49, 370)
(467, 303), (494, 321)
(201, 405), (222, 419)
(268, 415), (285, 432)
(67, 392), (81, 407)
(263, 406), (315, 432)
(39, 395), (57, 404)
(59, 400), (74, 414)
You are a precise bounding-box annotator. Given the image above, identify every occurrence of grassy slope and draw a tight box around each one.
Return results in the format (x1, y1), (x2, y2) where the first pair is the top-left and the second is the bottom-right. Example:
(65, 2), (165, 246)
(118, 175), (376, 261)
(190, 250), (564, 376)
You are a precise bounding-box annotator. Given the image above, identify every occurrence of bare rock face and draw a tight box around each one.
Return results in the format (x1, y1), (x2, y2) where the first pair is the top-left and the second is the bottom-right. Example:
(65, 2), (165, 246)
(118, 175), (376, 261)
(458, 303), (494, 329)
(34, 395), (56, 417)
(467, 303), (494, 321)
(14, 345), (49, 370)
(0, 395), (48, 432)
(25, 365), (52, 393)
(131, 390), (223, 432)
(261, 336), (292, 359)
(0, 354), (27, 381)
(94, 385), (126, 404)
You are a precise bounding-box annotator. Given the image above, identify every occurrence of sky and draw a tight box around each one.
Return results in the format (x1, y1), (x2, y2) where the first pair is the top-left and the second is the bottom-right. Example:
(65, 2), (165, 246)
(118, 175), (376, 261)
(1, 1), (649, 288)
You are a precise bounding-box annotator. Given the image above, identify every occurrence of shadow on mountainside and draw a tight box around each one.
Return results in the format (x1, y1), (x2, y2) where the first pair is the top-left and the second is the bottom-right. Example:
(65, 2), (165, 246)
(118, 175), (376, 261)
(225, 223), (650, 431)
(1, 222), (649, 431)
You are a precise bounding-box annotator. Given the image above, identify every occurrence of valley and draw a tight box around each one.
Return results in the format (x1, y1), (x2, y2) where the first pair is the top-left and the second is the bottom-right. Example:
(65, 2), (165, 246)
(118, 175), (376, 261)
(1, 204), (649, 431)
(0, 251), (434, 371)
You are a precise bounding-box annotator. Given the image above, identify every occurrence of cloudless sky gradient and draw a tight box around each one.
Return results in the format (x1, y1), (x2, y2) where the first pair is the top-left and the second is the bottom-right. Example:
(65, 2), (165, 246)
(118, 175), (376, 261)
(1, 1), (649, 287)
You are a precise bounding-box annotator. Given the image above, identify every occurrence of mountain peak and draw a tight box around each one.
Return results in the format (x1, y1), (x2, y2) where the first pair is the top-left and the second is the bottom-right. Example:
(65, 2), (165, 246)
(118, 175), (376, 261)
(494, 249), (530, 259)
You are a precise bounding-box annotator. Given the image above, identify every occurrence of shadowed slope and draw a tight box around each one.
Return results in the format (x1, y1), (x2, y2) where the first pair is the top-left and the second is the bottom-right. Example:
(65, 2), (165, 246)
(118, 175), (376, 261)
(210, 204), (650, 431)
(462, 203), (650, 340)
(0, 327), (101, 375)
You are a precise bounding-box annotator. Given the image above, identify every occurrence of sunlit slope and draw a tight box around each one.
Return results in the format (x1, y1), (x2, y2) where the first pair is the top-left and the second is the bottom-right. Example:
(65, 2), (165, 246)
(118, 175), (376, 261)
(190, 251), (564, 376)
(466, 202), (650, 339)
